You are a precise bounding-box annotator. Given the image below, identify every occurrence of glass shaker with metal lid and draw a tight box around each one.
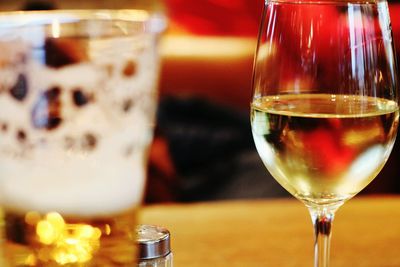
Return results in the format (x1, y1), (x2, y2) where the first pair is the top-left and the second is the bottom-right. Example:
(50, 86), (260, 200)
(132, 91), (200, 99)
(137, 224), (173, 267)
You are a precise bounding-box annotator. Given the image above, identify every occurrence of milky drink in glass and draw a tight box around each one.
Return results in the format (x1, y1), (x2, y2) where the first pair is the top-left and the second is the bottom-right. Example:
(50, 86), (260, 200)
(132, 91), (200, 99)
(0, 10), (164, 266)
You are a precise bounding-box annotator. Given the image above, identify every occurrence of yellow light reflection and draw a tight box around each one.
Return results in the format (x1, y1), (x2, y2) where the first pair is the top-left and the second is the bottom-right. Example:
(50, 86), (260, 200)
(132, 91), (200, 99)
(24, 254), (37, 266)
(105, 224), (111, 235)
(344, 127), (382, 147)
(35, 212), (102, 265)
(36, 220), (58, 245)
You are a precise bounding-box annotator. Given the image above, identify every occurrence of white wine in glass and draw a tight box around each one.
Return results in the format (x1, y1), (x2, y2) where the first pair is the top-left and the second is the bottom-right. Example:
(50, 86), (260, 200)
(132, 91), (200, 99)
(251, 1), (399, 266)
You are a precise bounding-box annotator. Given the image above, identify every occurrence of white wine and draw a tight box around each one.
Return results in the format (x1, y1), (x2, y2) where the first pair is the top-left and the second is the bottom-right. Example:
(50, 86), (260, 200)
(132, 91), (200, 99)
(251, 94), (399, 206)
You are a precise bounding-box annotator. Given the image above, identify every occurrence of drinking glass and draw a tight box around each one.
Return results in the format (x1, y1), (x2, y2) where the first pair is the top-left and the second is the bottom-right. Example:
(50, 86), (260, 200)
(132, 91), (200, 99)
(251, 0), (399, 266)
(0, 10), (165, 266)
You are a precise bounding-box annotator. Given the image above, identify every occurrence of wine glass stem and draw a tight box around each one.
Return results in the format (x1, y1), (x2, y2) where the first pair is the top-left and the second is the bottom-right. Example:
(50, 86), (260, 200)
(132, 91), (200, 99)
(309, 208), (336, 267)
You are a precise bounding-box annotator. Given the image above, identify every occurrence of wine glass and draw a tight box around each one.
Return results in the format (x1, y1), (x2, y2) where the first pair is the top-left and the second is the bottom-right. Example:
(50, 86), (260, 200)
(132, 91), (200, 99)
(251, 0), (399, 266)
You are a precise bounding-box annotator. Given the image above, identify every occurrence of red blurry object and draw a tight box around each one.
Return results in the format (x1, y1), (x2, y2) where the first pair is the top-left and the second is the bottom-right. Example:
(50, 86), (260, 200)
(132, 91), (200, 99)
(165, 0), (400, 45)
(165, 0), (264, 36)
(301, 126), (355, 176)
(160, 2), (400, 110)
(265, 4), (341, 89)
(390, 4), (400, 66)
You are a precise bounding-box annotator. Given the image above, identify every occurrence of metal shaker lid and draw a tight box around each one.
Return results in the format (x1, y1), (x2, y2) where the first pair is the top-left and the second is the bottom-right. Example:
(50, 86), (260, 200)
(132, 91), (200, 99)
(136, 224), (171, 260)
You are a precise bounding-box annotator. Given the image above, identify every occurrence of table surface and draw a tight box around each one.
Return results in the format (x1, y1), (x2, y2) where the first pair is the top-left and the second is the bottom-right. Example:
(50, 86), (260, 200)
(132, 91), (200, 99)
(139, 196), (400, 267)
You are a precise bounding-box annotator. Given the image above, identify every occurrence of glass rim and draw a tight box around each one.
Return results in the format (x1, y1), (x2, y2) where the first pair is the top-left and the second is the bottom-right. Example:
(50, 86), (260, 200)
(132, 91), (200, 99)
(0, 9), (167, 33)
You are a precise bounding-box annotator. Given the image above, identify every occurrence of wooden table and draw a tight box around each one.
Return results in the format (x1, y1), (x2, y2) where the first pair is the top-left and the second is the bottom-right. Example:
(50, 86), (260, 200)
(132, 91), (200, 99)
(139, 196), (400, 267)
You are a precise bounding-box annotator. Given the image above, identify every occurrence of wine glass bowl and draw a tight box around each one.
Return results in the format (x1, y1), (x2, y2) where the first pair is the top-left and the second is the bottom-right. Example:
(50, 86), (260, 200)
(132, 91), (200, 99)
(251, 0), (399, 266)
(252, 94), (398, 206)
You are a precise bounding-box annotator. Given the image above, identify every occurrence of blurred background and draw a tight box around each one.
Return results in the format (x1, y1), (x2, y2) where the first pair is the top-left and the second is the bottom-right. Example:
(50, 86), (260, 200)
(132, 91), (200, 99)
(1, 0), (400, 203)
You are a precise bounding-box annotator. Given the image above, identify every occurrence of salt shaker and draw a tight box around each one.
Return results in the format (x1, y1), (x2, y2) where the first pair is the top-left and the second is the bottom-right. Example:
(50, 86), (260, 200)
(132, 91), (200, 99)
(137, 224), (173, 267)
